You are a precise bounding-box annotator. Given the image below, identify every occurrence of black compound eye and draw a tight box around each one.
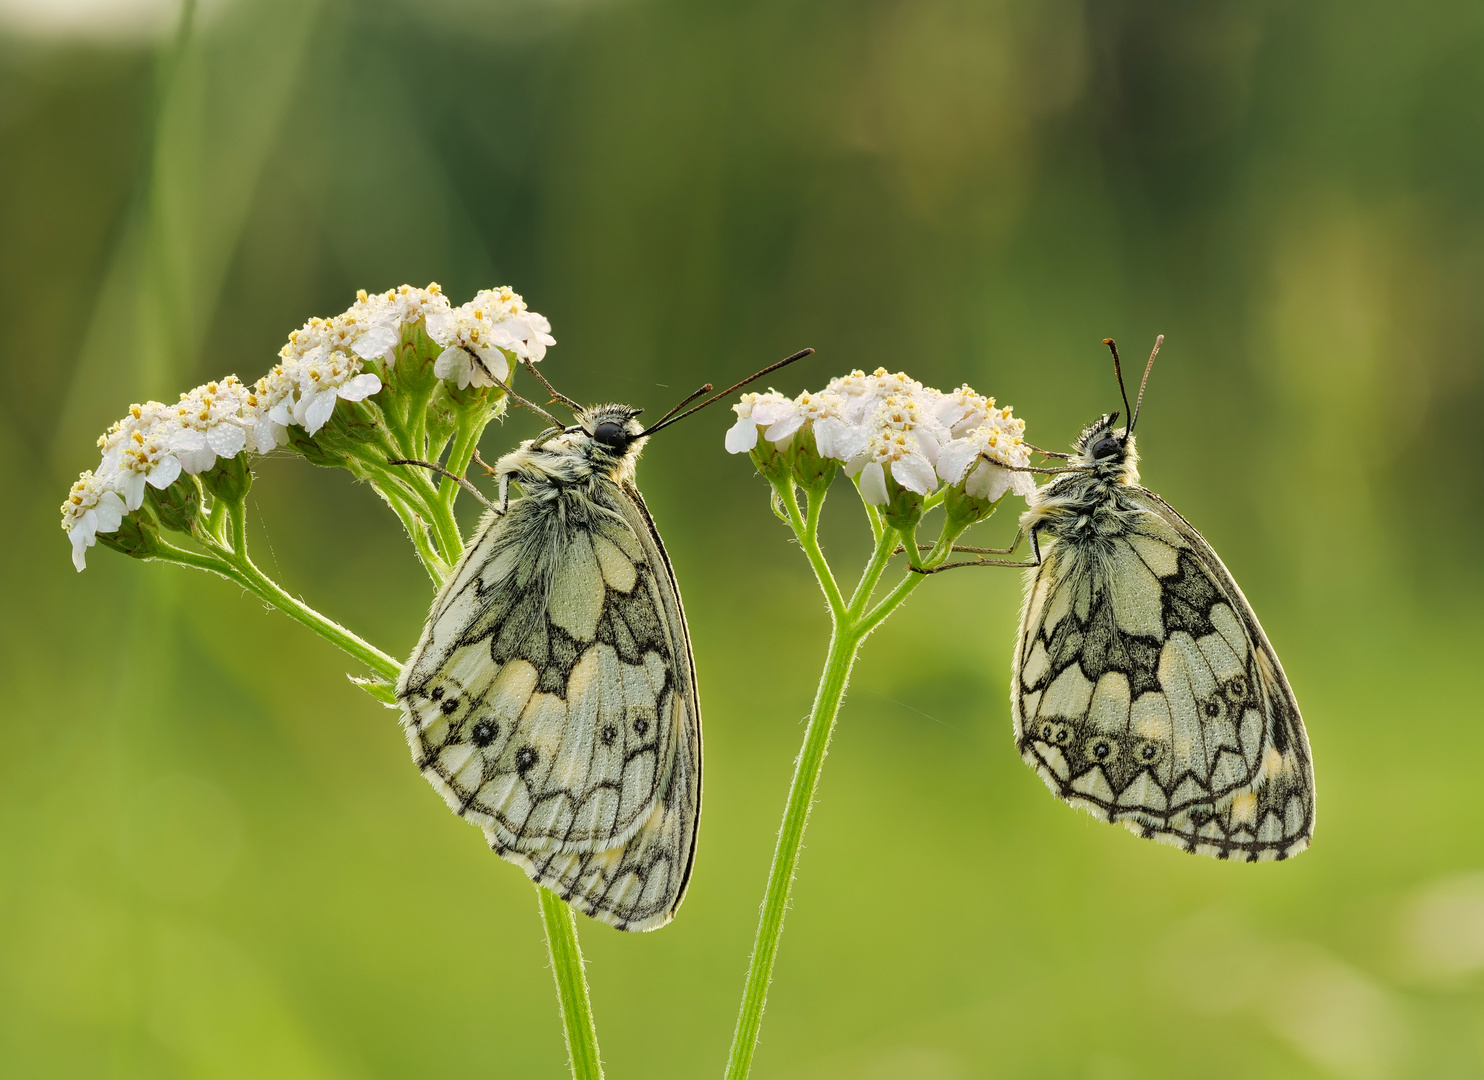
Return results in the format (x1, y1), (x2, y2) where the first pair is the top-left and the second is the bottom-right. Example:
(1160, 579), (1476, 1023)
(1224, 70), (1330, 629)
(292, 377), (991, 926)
(592, 421), (628, 447)
(1091, 436), (1121, 459)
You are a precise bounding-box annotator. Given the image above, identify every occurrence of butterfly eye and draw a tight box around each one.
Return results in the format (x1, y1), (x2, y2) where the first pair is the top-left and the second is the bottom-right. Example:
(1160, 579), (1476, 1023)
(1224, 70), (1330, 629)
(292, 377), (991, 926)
(592, 421), (628, 447)
(1090, 435), (1121, 459)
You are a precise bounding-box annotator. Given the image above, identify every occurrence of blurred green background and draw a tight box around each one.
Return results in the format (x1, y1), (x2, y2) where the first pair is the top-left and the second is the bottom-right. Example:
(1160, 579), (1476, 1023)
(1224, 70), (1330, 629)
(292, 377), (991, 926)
(4, 0), (1484, 1076)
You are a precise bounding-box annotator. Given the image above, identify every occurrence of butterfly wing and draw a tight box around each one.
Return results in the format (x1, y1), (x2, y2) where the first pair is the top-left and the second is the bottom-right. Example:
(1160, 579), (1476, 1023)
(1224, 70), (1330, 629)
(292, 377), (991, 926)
(397, 482), (700, 930)
(1011, 488), (1314, 861)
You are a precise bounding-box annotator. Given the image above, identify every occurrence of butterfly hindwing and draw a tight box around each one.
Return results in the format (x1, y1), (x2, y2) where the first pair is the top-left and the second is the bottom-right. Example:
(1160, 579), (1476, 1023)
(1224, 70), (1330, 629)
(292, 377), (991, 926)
(398, 464), (700, 930)
(1012, 487), (1315, 861)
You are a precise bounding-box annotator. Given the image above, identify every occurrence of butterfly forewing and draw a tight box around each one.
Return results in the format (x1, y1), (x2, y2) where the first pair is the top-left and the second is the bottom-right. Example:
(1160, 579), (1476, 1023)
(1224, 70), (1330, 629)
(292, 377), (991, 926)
(398, 451), (700, 930)
(1012, 485), (1314, 861)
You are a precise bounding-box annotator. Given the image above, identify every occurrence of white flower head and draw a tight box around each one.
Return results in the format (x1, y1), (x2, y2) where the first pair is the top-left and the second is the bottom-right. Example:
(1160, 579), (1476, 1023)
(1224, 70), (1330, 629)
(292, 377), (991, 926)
(169, 376), (256, 475)
(825, 367), (928, 425)
(936, 402), (1036, 503)
(428, 286), (556, 389)
(724, 388), (849, 456)
(724, 391), (788, 453)
(60, 470), (126, 571)
(350, 282), (451, 335)
(96, 400), (183, 510)
(269, 314), (384, 437)
(934, 384), (998, 438)
(852, 429), (939, 504)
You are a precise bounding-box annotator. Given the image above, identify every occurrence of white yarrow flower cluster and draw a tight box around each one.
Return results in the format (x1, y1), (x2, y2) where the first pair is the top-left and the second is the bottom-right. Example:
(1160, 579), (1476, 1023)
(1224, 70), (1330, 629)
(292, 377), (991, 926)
(62, 283), (559, 572)
(60, 471), (127, 572)
(428, 286), (556, 390)
(258, 311), (388, 439)
(726, 366), (1034, 506)
(64, 379), (265, 570)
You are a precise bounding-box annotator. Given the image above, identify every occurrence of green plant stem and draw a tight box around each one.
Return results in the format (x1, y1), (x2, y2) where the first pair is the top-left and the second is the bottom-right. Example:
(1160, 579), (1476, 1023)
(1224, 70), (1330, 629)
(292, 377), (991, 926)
(352, 440), (465, 568)
(184, 521), (401, 681)
(726, 499), (967, 1080)
(781, 482), (844, 614)
(373, 481), (451, 583)
(724, 618), (859, 1080)
(439, 405), (487, 515)
(539, 886), (605, 1080)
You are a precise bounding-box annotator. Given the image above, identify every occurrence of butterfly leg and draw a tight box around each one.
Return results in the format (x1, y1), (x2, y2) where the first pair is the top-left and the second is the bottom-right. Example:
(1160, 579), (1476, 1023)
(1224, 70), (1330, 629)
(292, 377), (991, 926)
(909, 555), (1039, 574)
(386, 457), (498, 513)
(895, 527), (1027, 559)
(907, 526), (1044, 573)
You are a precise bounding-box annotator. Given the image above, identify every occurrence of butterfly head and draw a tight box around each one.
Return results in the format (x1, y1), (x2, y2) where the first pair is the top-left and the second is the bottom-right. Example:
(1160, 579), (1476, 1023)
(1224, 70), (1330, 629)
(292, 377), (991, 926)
(1072, 412), (1140, 481)
(576, 404), (649, 476)
(1070, 334), (1162, 484)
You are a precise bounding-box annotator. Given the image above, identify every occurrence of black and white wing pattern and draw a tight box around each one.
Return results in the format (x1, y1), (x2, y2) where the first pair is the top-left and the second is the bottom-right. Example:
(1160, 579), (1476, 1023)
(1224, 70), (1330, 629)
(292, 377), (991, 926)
(397, 484), (700, 931)
(1011, 490), (1314, 861)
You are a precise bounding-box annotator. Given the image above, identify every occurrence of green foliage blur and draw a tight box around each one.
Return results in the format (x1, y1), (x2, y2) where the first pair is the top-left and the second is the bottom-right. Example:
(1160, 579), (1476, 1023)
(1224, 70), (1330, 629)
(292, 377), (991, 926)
(5, 0), (1484, 1076)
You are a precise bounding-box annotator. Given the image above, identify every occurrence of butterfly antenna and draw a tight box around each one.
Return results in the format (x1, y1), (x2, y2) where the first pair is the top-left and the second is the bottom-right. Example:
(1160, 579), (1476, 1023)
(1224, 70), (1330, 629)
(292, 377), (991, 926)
(639, 348), (814, 437)
(1129, 334), (1163, 434)
(652, 383), (715, 427)
(1104, 338), (1135, 434)
(520, 359), (584, 415)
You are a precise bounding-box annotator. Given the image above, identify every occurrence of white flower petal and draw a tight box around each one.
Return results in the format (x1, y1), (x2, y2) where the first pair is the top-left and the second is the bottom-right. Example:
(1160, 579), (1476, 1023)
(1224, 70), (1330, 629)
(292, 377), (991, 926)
(251, 417), (283, 454)
(425, 309), (454, 344)
(893, 453), (938, 495)
(764, 414), (805, 444)
(207, 423), (247, 458)
(94, 491), (126, 533)
(302, 390), (338, 434)
(70, 521), (93, 571)
(474, 349), (510, 386)
(434, 346), (471, 388)
(832, 425), (870, 462)
(337, 373), (382, 402)
(352, 326), (398, 359)
(859, 462), (888, 504)
(148, 455), (183, 487)
(725, 415), (759, 454)
(812, 417), (844, 460)
(964, 460), (1011, 502)
(121, 472), (146, 511)
(936, 439), (978, 485)
(751, 400), (796, 426)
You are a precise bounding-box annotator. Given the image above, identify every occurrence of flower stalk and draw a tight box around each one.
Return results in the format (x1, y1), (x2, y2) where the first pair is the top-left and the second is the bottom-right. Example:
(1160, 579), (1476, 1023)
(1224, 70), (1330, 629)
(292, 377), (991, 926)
(723, 367), (1033, 1079)
(540, 887), (606, 1080)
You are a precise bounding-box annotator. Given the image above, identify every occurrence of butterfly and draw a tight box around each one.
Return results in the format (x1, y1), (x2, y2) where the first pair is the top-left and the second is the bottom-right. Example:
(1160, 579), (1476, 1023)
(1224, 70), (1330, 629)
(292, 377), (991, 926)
(395, 351), (810, 929)
(991, 337), (1314, 860)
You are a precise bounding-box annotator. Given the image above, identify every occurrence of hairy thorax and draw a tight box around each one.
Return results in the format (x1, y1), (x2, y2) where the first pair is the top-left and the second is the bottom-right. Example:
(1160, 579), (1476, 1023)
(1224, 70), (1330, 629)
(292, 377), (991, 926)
(1022, 444), (1143, 553)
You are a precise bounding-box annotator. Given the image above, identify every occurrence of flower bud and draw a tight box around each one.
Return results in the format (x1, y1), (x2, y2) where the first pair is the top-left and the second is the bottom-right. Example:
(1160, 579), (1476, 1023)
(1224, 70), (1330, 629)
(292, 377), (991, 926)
(95, 503), (162, 560)
(201, 452), (253, 505)
(146, 474), (202, 533)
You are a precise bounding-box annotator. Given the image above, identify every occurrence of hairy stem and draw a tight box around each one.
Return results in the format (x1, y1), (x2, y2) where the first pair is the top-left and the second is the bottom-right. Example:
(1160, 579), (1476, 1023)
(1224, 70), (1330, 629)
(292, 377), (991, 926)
(724, 621), (859, 1080)
(539, 887), (605, 1080)
(781, 481), (844, 616)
